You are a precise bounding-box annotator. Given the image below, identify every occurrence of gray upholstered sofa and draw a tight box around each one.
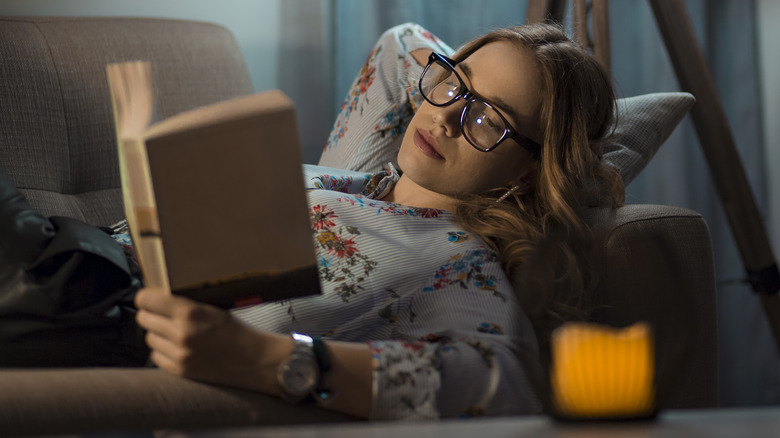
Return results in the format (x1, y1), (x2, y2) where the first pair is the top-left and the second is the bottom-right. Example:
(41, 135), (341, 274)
(0, 16), (717, 437)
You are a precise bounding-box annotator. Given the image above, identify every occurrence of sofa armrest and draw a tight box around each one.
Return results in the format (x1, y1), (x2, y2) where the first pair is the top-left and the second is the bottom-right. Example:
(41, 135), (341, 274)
(0, 368), (358, 436)
(585, 204), (718, 409)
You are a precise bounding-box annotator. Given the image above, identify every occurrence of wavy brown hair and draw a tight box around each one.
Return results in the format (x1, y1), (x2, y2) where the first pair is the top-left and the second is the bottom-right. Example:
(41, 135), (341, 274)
(451, 23), (625, 347)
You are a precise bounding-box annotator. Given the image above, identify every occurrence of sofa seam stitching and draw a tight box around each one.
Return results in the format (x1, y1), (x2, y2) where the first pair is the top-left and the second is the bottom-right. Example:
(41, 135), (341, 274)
(32, 21), (78, 213)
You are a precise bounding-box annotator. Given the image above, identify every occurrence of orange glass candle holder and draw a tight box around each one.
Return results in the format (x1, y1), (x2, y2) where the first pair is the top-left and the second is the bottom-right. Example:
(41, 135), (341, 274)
(550, 321), (656, 420)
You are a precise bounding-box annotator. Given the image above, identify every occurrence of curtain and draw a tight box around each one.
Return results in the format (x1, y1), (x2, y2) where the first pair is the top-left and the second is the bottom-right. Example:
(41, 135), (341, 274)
(278, 0), (775, 407)
(609, 0), (778, 407)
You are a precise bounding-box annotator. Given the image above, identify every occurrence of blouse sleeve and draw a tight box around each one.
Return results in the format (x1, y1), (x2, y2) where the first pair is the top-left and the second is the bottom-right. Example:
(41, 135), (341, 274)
(318, 22), (454, 173)
(368, 248), (543, 420)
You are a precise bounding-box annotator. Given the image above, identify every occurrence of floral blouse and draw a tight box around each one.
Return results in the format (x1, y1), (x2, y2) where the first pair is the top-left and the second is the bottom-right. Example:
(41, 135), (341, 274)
(110, 163), (542, 420)
(230, 164), (542, 420)
(314, 24), (541, 418)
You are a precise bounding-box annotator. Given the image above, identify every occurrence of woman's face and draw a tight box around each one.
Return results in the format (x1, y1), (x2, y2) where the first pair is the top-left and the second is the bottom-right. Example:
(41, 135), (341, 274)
(397, 40), (543, 197)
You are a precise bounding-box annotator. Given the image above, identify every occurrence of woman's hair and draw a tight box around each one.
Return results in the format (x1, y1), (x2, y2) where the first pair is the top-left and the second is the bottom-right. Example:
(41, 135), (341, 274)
(451, 23), (625, 348)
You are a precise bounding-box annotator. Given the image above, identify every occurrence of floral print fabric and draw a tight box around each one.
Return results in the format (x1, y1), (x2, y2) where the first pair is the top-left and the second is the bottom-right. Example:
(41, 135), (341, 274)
(230, 165), (542, 420)
(318, 23), (454, 173)
(313, 24), (542, 418)
(108, 164), (542, 419)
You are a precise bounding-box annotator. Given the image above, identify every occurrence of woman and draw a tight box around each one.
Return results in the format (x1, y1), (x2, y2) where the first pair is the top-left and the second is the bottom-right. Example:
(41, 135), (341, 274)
(134, 22), (624, 420)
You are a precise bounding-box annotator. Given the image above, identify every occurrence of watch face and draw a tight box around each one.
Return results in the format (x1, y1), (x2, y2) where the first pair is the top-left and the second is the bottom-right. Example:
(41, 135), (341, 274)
(282, 356), (319, 396)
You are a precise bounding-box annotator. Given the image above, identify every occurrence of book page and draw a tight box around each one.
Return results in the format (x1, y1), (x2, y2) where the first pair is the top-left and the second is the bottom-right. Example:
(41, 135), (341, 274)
(106, 61), (170, 291)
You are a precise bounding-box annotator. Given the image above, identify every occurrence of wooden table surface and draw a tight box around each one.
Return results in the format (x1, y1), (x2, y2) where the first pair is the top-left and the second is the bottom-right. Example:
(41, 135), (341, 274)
(166, 406), (780, 438)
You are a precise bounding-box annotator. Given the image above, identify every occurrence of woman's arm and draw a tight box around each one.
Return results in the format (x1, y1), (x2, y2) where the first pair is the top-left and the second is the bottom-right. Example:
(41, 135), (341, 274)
(318, 23), (453, 173)
(135, 288), (373, 418)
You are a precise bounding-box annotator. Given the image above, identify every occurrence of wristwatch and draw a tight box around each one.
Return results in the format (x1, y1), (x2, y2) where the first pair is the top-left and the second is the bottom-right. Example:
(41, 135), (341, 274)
(277, 333), (320, 403)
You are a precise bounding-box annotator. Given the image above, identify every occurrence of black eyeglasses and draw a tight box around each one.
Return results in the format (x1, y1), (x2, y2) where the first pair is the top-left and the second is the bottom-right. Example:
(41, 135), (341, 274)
(418, 52), (541, 157)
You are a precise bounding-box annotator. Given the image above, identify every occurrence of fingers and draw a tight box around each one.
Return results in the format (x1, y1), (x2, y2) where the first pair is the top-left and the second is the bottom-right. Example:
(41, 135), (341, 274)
(146, 331), (186, 375)
(136, 307), (180, 342)
(135, 287), (235, 375)
(135, 287), (192, 342)
(149, 348), (184, 377)
(145, 330), (217, 381)
(134, 287), (178, 318)
(136, 288), (225, 322)
(137, 290), (228, 342)
(134, 287), (279, 391)
(139, 304), (215, 380)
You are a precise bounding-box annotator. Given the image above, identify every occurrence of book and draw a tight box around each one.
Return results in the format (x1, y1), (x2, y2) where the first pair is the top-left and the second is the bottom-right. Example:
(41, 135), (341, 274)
(106, 61), (321, 309)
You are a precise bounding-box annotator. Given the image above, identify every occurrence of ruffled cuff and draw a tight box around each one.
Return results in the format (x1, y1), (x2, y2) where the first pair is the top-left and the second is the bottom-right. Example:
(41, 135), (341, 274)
(369, 340), (441, 420)
(362, 162), (400, 200)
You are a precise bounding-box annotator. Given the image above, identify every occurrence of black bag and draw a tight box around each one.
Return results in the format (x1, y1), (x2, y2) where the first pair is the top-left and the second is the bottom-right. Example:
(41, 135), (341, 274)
(0, 171), (148, 367)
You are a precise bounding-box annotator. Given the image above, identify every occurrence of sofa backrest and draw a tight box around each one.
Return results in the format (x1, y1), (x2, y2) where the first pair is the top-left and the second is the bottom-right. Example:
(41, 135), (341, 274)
(0, 16), (254, 226)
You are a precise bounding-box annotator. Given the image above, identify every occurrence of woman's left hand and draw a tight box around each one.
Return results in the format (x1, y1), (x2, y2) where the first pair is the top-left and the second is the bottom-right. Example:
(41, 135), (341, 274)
(134, 288), (292, 395)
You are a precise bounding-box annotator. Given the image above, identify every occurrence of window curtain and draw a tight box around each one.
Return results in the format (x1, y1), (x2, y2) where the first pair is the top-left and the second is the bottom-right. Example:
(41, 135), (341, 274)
(608, 0), (778, 407)
(278, 0), (776, 407)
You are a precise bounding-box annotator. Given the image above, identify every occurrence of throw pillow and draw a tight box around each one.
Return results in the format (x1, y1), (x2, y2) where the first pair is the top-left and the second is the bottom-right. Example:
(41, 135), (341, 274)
(603, 92), (695, 184)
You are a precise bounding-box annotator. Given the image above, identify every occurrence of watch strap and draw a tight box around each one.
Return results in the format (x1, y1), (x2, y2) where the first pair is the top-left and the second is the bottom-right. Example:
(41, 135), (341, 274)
(312, 336), (331, 372)
(312, 336), (336, 402)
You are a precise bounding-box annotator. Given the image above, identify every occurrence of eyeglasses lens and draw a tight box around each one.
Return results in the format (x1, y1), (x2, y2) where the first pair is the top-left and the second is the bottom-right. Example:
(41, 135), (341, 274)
(462, 101), (505, 151)
(421, 61), (505, 151)
(421, 61), (460, 105)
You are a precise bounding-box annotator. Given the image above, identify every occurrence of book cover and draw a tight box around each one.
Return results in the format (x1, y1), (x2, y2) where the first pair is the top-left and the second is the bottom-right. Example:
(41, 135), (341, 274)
(106, 61), (320, 308)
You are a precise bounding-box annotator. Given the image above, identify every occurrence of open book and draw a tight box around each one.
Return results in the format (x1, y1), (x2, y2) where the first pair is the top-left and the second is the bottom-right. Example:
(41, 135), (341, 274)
(106, 61), (320, 308)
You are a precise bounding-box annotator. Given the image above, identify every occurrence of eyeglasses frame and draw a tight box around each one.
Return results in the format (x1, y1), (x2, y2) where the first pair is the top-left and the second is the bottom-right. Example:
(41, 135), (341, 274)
(418, 52), (542, 158)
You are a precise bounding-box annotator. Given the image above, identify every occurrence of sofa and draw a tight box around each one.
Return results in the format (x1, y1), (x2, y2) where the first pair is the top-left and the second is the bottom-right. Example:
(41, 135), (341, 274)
(0, 16), (717, 437)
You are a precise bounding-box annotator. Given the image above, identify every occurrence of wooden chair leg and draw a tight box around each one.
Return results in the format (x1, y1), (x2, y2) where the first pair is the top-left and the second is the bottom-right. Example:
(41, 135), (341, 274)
(572, 0), (589, 48)
(527, 0), (568, 24)
(591, 0), (611, 73)
(527, 0), (612, 74)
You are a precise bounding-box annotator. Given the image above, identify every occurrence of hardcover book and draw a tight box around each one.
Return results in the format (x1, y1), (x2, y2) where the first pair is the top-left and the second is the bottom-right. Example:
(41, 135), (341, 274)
(106, 61), (320, 308)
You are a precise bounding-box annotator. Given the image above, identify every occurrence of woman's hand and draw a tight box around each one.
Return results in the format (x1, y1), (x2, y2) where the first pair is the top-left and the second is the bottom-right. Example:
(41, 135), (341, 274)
(135, 288), (374, 418)
(134, 288), (293, 395)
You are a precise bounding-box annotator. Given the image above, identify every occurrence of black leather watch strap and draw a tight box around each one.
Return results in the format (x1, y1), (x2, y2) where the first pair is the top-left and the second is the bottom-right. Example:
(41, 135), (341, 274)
(313, 337), (331, 373)
(312, 336), (336, 402)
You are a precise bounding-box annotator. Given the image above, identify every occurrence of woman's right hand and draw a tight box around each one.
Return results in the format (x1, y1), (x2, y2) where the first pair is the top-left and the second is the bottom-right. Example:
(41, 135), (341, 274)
(135, 287), (374, 418)
(134, 287), (293, 396)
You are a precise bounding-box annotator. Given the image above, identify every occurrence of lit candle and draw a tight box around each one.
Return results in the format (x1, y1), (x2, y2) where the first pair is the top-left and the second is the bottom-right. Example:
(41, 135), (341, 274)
(550, 321), (655, 419)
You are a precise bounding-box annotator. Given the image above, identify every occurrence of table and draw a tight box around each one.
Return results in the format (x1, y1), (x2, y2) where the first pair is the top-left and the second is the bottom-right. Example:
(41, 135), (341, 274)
(158, 406), (780, 438)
